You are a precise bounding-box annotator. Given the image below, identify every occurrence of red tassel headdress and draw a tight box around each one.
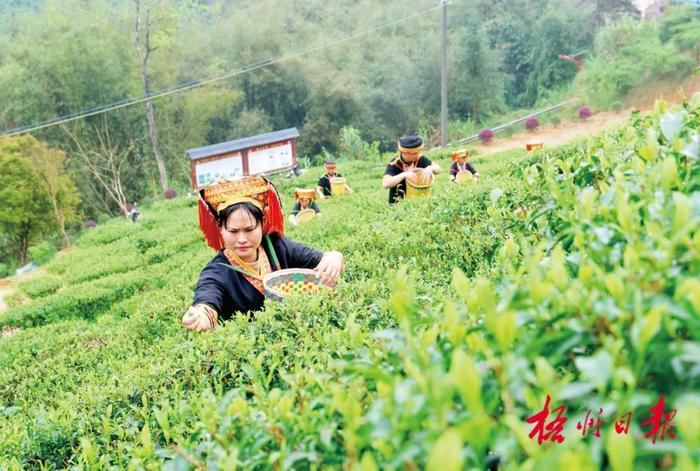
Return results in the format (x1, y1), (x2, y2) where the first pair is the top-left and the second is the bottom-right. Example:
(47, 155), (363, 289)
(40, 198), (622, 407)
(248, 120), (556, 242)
(198, 176), (284, 251)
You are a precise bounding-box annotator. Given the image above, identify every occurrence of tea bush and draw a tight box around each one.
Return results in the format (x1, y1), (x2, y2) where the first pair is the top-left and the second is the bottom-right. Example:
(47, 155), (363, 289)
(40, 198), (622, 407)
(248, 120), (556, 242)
(0, 101), (698, 469)
(17, 272), (63, 299)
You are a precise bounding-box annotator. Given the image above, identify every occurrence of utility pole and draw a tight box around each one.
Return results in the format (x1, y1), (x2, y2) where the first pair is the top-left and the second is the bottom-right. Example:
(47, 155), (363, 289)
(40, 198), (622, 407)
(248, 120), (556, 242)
(440, 0), (448, 146)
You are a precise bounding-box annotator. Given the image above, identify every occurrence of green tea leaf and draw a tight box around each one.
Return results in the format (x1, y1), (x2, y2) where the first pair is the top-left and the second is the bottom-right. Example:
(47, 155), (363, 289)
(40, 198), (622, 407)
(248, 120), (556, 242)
(426, 428), (464, 471)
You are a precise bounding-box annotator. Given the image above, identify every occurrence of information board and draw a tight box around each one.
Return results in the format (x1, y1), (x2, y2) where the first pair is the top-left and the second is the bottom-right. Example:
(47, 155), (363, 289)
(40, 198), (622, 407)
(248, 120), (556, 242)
(247, 141), (293, 175)
(195, 153), (243, 187)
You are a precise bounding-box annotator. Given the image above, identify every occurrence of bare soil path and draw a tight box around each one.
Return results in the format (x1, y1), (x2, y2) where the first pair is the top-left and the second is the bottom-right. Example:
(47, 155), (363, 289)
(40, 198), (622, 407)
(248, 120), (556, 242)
(475, 111), (629, 156)
(0, 285), (10, 314)
(475, 75), (700, 156)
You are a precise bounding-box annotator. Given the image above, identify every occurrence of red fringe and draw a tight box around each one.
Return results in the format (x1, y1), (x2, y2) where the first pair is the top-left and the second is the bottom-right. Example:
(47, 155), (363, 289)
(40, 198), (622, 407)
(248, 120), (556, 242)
(264, 186), (285, 236)
(198, 198), (224, 251)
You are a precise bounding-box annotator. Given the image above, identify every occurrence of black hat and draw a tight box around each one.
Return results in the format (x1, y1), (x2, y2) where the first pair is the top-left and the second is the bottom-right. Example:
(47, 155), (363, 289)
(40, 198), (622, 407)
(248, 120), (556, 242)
(398, 135), (424, 153)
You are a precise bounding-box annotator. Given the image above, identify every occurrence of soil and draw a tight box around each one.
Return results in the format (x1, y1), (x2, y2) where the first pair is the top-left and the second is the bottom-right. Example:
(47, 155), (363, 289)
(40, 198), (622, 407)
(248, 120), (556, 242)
(476, 111), (629, 155)
(476, 74), (700, 156)
(0, 286), (9, 314)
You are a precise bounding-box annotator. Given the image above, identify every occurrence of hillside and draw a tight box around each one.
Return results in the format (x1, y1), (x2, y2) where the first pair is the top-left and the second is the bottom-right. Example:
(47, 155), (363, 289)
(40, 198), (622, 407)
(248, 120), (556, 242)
(0, 100), (699, 469)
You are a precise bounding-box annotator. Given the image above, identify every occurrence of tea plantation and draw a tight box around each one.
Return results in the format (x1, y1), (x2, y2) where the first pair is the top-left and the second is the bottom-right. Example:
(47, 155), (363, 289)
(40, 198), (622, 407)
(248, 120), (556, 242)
(0, 100), (698, 469)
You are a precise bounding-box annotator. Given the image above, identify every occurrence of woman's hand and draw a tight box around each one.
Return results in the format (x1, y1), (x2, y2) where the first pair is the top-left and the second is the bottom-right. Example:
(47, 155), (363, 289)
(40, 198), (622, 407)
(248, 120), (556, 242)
(403, 170), (417, 182)
(182, 305), (215, 332)
(314, 251), (344, 285)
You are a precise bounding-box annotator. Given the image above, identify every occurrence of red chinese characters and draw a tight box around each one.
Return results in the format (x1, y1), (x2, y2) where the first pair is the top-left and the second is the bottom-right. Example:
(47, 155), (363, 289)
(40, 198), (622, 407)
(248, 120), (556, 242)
(576, 407), (604, 438)
(641, 394), (677, 444)
(525, 394), (568, 445)
(614, 411), (632, 435)
(525, 395), (676, 446)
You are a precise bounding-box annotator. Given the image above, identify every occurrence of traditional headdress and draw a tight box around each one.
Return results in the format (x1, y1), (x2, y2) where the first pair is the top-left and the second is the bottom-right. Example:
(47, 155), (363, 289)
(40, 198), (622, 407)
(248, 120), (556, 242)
(294, 188), (316, 201)
(198, 176), (284, 250)
(398, 135), (424, 154)
(451, 149), (469, 161)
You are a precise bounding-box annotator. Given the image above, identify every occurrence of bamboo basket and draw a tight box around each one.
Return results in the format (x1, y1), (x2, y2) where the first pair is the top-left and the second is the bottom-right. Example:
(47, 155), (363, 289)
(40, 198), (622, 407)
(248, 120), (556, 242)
(263, 268), (335, 302)
(406, 170), (433, 198)
(455, 171), (474, 183)
(296, 208), (316, 222)
(330, 177), (346, 195)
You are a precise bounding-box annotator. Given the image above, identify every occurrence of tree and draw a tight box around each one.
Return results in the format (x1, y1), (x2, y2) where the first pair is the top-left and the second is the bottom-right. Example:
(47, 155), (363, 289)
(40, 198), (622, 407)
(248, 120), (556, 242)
(64, 121), (137, 217)
(134, 0), (169, 192)
(22, 138), (81, 248)
(660, 5), (700, 61)
(452, 18), (510, 122)
(0, 136), (54, 265)
(593, 0), (638, 26)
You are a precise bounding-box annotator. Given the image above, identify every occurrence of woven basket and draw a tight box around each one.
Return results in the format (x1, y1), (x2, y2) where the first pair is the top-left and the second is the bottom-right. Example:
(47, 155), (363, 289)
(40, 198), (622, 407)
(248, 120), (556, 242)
(263, 268), (335, 302)
(455, 171), (474, 183)
(406, 170), (433, 198)
(330, 177), (346, 195)
(296, 208), (316, 222)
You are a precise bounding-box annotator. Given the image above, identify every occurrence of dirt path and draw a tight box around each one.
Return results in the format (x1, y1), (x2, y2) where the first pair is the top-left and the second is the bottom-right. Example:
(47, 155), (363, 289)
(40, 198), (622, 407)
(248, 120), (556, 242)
(0, 284), (23, 338)
(0, 285), (9, 313)
(477, 75), (700, 156)
(474, 110), (629, 156)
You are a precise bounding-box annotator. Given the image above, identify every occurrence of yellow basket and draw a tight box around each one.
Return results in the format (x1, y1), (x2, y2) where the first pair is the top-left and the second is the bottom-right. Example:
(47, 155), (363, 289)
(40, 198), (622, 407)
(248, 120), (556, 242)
(406, 171), (433, 198)
(455, 171), (474, 183)
(330, 177), (346, 195)
(296, 208), (316, 222)
(263, 268), (335, 302)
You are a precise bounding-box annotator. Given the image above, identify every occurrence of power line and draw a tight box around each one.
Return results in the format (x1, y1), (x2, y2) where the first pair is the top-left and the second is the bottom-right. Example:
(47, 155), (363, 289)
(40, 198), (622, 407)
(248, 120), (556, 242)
(1, 2), (442, 138)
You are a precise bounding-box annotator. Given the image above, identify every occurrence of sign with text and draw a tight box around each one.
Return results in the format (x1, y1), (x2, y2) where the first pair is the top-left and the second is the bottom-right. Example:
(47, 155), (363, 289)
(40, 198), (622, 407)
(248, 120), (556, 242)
(195, 153), (243, 187)
(247, 141), (293, 175)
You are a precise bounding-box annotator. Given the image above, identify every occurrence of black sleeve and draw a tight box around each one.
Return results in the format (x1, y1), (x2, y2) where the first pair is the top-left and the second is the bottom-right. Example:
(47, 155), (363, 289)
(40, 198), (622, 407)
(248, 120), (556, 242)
(278, 236), (324, 269)
(317, 176), (326, 186)
(311, 201), (321, 213)
(385, 163), (401, 176)
(466, 163), (478, 174)
(290, 201), (301, 215)
(418, 156), (432, 168)
(450, 162), (459, 176)
(192, 261), (226, 313)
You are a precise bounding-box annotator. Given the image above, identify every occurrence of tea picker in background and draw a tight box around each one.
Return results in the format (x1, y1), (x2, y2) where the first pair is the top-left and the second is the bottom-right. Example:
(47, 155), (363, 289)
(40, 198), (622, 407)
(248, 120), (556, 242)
(382, 135), (442, 204)
(129, 203), (140, 223)
(449, 149), (480, 182)
(289, 188), (321, 225)
(283, 164), (304, 180)
(317, 160), (353, 199)
(182, 176), (343, 332)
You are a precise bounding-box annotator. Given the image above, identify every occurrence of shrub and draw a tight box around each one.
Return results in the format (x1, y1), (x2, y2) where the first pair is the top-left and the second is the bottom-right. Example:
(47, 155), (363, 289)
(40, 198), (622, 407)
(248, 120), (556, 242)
(525, 117), (540, 131)
(96, 213), (111, 224)
(579, 106), (592, 120)
(28, 241), (57, 266)
(164, 189), (177, 199)
(0, 270), (149, 328)
(338, 126), (381, 161)
(551, 116), (562, 127)
(574, 18), (695, 108)
(83, 220), (97, 229)
(1, 102), (699, 468)
(478, 128), (494, 144)
(17, 272), (63, 298)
